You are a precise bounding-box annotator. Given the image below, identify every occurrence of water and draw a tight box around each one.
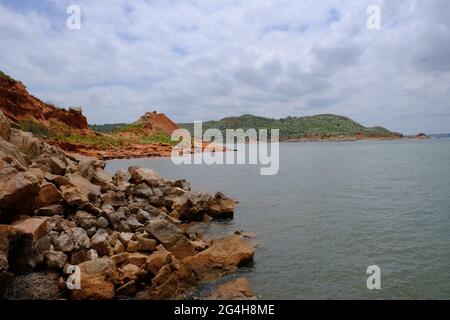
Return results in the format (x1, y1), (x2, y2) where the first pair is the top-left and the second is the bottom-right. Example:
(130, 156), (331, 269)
(107, 139), (450, 300)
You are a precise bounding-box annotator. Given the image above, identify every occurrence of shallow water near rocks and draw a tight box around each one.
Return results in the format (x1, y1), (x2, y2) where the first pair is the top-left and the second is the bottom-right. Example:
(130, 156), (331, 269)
(107, 139), (450, 299)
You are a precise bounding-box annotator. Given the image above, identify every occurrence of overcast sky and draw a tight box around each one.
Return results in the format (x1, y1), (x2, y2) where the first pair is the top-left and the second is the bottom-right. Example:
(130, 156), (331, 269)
(0, 0), (449, 134)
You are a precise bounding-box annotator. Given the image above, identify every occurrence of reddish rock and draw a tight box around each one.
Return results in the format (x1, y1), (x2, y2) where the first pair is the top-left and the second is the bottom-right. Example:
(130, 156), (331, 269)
(204, 278), (256, 300)
(0, 75), (90, 132)
(0, 225), (18, 272)
(144, 244), (173, 275)
(33, 181), (62, 209)
(182, 234), (255, 281)
(145, 216), (195, 259)
(72, 275), (115, 300)
(11, 217), (48, 241)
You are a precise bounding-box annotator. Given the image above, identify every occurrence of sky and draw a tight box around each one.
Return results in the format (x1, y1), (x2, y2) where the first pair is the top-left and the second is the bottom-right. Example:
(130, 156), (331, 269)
(0, 0), (449, 134)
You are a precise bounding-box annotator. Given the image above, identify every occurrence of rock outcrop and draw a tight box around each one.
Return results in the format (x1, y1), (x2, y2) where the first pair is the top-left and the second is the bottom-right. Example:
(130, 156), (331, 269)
(0, 75), (90, 132)
(204, 277), (256, 300)
(0, 109), (254, 300)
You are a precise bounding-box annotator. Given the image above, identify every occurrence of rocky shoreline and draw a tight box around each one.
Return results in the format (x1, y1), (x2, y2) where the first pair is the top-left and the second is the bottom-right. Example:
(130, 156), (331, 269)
(0, 110), (256, 300)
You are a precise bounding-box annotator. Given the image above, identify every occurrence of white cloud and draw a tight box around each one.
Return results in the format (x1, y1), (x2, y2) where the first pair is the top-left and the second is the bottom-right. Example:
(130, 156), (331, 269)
(0, 0), (449, 133)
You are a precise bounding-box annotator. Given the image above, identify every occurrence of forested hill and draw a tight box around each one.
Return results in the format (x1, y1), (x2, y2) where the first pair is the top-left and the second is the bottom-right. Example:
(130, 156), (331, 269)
(178, 114), (403, 140)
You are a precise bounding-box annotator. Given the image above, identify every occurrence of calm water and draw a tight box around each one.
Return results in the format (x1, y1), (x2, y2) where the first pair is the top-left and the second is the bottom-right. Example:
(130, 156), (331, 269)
(107, 139), (450, 299)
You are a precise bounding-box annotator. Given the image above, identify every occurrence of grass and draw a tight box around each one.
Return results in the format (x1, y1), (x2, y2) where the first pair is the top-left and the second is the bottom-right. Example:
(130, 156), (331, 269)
(55, 133), (125, 149)
(138, 133), (179, 145)
(0, 70), (15, 81)
(18, 120), (49, 138)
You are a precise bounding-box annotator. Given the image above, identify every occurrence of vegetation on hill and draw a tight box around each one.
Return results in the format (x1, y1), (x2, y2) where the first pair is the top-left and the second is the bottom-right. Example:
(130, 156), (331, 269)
(179, 114), (403, 139)
(89, 123), (129, 133)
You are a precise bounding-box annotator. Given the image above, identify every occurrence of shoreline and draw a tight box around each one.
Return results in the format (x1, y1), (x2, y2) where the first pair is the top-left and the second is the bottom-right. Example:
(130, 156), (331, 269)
(0, 110), (257, 300)
(67, 136), (430, 161)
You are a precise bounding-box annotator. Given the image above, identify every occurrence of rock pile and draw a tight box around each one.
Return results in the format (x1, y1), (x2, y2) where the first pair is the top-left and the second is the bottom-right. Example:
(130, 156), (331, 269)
(0, 111), (255, 300)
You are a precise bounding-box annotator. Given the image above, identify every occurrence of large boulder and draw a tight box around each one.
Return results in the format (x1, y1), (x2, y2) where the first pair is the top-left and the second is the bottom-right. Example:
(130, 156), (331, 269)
(0, 139), (29, 170)
(60, 185), (89, 207)
(207, 192), (235, 219)
(139, 259), (197, 300)
(145, 216), (195, 259)
(144, 244), (172, 275)
(71, 257), (119, 300)
(9, 217), (50, 273)
(204, 277), (256, 300)
(66, 173), (101, 201)
(33, 181), (62, 209)
(182, 234), (254, 281)
(128, 166), (162, 186)
(91, 168), (114, 191)
(0, 162), (43, 218)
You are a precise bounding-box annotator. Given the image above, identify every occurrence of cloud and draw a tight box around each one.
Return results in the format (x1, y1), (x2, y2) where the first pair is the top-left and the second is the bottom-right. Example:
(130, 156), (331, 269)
(0, 0), (449, 133)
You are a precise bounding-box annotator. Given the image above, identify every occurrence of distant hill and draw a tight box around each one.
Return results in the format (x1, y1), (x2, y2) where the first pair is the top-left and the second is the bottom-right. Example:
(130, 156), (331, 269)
(179, 114), (403, 140)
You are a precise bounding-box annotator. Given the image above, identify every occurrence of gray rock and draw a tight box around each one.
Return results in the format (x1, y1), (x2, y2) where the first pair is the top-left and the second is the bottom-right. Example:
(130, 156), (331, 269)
(96, 216), (109, 229)
(91, 229), (111, 256)
(45, 250), (68, 269)
(74, 210), (96, 229)
(145, 216), (195, 259)
(69, 227), (90, 250)
(53, 231), (74, 252)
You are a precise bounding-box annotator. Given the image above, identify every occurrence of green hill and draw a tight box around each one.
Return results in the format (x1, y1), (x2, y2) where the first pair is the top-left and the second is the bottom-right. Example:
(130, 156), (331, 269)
(179, 114), (403, 140)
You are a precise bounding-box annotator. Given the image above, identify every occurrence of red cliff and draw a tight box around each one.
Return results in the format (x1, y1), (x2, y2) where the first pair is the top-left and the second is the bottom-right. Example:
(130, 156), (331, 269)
(0, 73), (90, 133)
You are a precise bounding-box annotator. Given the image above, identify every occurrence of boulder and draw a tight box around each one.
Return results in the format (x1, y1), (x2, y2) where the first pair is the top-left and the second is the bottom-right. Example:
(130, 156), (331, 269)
(144, 244), (172, 275)
(124, 215), (144, 231)
(207, 192), (235, 219)
(136, 234), (158, 252)
(74, 210), (96, 229)
(77, 257), (120, 284)
(0, 225), (18, 272)
(10, 217), (50, 273)
(53, 231), (74, 253)
(67, 227), (90, 251)
(66, 173), (101, 201)
(0, 139), (29, 171)
(110, 252), (129, 265)
(132, 183), (154, 198)
(121, 263), (145, 282)
(182, 234), (254, 281)
(33, 181), (62, 209)
(90, 229), (111, 256)
(127, 240), (139, 253)
(140, 260), (197, 299)
(204, 277), (256, 300)
(127, 252), (148, 267)
(71, 274), (115, 300)
(96, 216), (109, 229)
(60, 185), (89, 207)
(0, 164), (42, 217)
(129, 166), (162, 185)
(42, 156), (67, 175)
(91, 168), (114, 191)
(119, 232), (134, 245)
(145, 216), (195, 259)
(45, 250), (68, 269)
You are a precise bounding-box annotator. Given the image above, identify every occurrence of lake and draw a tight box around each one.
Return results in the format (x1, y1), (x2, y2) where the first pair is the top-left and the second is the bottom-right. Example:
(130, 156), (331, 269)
(107, 139), (450, 299)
